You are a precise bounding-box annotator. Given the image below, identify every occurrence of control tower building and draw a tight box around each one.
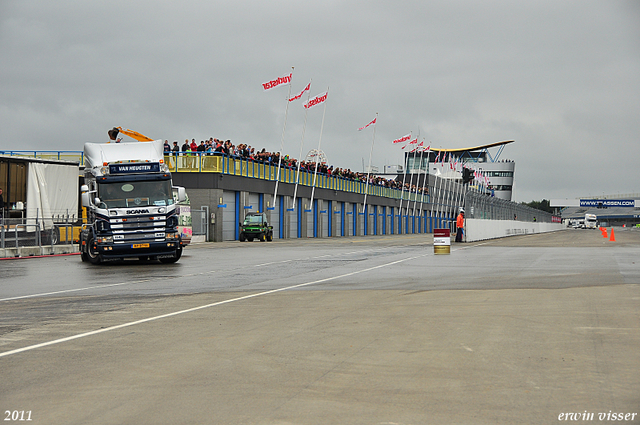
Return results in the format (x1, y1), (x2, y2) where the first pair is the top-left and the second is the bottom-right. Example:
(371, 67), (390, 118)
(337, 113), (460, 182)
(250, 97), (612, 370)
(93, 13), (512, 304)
(404, 140), (516, 201)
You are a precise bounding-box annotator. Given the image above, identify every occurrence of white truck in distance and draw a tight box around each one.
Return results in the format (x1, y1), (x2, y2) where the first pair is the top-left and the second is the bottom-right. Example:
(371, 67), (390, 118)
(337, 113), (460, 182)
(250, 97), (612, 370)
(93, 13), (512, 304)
(584, 213), (597, 229)
(80, 139), (187, 264)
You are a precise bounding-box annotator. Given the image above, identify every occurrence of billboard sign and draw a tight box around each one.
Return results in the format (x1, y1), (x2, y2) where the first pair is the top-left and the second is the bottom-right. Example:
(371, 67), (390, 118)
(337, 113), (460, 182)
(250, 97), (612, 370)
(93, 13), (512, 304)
(580, 199), (636, 208)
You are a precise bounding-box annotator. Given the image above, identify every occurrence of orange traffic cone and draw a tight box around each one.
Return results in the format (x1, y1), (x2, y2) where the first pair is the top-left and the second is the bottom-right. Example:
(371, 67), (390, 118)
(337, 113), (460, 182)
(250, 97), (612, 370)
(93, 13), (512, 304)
(609, 228), (616, 242)
(602, 228), (608, 238)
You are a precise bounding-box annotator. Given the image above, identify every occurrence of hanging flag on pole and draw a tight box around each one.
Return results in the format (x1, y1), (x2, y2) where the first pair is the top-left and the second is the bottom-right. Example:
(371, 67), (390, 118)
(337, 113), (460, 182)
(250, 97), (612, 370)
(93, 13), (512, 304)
(265, 67), (295, 210)
(403, 138), (417, 149)
(411, 141), (425, 152)
(262, 73), (292, 90)
(358, 117), (377, 131)
(303, 91), (328, 109)
(402, 138), (417, 150)
(309, 87), (330, 208)
(362, 112), (379, 213)
(392, 133), (411, 144)
(289, 81), (311, 102)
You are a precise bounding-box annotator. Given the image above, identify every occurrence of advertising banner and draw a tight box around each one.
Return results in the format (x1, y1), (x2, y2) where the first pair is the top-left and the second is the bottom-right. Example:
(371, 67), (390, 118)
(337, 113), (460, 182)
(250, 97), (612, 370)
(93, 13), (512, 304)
(580, 199), (636, 208)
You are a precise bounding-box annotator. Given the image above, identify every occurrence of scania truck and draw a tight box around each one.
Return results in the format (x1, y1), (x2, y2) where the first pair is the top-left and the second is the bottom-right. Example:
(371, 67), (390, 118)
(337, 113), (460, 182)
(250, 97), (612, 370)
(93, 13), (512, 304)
(79, 136), (187, 264)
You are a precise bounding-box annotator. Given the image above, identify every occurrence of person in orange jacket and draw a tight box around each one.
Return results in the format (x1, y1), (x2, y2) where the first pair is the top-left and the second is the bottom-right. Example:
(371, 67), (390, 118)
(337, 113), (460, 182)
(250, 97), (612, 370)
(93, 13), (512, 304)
(455, 207), (465, 242)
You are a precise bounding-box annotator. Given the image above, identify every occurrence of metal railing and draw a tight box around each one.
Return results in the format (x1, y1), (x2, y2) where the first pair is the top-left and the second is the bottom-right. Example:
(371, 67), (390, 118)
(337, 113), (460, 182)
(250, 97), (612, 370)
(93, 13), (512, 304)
(464, 190), (556, 223)
(164, 153), (431, 202)
(0, 150), (84, 165)
(1, 214), (78, 251)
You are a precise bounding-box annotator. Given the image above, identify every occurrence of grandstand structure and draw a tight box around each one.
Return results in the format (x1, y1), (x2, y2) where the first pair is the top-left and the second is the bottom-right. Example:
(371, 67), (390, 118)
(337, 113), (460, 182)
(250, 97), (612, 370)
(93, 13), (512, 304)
(2, 145), (560, 242)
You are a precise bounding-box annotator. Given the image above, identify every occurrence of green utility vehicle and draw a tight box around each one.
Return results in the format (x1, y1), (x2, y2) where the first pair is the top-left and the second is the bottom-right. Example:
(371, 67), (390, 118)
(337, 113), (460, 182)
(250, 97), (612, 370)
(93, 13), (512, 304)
(239, 212), (273, 242)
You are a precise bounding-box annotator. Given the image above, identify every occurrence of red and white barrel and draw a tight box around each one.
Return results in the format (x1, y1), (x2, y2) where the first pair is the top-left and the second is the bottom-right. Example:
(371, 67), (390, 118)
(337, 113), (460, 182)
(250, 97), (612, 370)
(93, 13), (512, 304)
(434, 228), (451, 255)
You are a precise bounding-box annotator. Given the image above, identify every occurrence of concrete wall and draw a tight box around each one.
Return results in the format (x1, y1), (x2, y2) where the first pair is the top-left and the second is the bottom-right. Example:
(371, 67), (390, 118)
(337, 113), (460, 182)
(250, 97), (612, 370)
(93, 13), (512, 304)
(465, 219), (565, 242)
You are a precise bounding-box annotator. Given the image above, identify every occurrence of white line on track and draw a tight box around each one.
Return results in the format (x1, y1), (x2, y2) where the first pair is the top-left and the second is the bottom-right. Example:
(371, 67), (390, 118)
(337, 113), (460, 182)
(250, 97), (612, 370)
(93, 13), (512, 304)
(0, 251), (430, 358)
(0, 280), (151, 302)
(1, 244), (430, 302)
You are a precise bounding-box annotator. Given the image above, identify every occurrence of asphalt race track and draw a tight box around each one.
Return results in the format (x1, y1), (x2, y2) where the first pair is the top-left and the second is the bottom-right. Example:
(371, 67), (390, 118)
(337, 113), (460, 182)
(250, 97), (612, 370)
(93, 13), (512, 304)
(1, 229), (639, 424)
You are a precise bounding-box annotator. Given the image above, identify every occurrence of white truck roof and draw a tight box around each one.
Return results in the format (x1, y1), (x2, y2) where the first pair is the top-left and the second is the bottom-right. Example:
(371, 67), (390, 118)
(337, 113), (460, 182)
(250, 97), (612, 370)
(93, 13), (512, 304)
(84, 140), (164, 169)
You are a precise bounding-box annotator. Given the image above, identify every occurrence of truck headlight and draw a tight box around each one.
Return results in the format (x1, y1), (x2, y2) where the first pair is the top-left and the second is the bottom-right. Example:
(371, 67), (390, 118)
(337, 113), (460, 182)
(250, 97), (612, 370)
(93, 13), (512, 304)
(97, 236), (113, 243)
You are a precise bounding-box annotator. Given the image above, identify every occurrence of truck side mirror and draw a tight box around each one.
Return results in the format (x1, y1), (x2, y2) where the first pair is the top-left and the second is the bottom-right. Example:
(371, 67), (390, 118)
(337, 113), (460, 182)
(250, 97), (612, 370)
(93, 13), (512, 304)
(174, 186), (187, 202)
(81, 185), (91, 207)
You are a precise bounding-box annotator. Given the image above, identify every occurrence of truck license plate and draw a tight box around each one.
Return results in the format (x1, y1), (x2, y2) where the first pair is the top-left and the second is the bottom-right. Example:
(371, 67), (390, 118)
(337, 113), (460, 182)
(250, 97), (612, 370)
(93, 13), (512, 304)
(132, 243), (150, 248)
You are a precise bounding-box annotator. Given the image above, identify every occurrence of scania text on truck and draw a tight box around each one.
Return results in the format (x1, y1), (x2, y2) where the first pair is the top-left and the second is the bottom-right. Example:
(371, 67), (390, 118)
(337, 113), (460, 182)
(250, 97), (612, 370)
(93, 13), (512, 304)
(80, 137), (187, 264)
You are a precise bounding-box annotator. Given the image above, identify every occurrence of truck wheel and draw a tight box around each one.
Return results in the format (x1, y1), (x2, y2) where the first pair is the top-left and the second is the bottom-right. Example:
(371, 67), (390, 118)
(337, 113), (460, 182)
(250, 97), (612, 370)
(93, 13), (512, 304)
(160, 246), (182, 264)
(43, 228), (60, 245)
(259, 233), (266, 242)
(85, 236), (101, 265)
(239, 233), (246, 242)
(266, 233), (273, 242)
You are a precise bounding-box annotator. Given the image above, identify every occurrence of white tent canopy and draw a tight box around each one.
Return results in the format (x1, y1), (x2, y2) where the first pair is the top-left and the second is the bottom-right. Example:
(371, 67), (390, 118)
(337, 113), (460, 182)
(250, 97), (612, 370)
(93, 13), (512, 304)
(26, 162), (79, 229)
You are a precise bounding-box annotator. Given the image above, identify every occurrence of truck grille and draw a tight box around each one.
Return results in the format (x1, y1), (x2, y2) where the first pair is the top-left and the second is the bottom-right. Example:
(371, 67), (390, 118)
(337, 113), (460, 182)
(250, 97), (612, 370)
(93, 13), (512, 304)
(109, 215), (167, 243)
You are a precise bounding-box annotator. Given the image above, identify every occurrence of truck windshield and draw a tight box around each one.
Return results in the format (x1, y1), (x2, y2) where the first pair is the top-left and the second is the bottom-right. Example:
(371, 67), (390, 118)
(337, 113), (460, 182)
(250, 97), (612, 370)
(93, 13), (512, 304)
(98, 180), (174, 208)
(243, 215), (264, 225)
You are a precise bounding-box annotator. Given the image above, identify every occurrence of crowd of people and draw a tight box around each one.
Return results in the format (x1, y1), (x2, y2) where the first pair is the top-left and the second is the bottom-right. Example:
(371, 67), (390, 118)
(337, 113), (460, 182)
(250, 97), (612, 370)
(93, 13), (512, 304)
(163, 138), (429, 195)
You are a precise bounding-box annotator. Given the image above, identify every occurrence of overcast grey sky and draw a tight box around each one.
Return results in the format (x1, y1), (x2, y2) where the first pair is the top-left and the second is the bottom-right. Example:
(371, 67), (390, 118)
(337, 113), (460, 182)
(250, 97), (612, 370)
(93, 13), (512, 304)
(1, 0), (638, 202)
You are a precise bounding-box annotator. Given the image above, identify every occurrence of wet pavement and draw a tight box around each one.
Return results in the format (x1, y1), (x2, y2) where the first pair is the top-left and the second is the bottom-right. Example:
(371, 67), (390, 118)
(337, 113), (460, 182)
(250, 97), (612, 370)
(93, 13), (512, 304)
(1, 229), (639, 424)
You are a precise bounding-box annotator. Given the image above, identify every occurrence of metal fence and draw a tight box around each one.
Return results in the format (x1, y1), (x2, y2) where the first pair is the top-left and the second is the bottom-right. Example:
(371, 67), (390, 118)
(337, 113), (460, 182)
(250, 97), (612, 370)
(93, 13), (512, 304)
(191, 206), (209, 240)
(463, 189), (555, 222)
(1, 213), (77, 250)
(426, 175), (557, 224)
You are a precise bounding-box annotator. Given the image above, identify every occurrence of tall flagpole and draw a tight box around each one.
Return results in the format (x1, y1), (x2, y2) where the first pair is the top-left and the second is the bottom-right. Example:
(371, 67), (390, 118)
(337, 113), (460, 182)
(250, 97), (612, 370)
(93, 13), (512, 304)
(272, 66), (294, 210)
(444, 153), (452, 224)
(412, 135), (423, 217)
(429, 150), (438, 219)
(362, 112), (378, 213)
(397, 132), (411, 230)
(418, 143), (431, 216)
(292, 80), (312, 210)
(432, 170), (441, 226)
(309, 87), (329, 208)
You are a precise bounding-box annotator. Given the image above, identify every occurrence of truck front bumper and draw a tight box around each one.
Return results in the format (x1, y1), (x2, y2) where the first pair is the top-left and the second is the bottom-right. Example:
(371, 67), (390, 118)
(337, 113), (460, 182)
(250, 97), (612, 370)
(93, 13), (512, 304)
(96, 240), (181, 260)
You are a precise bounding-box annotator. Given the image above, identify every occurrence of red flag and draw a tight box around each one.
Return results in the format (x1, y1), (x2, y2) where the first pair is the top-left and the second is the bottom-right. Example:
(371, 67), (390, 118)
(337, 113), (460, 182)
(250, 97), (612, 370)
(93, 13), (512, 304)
(402, 138), (418, 150)
(289, 81), (311, 102)
(392, 133), (411, 144)
(358, 117), (376, 131)
(303, 91), (328, 109)
(262, 73), (292, 90)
